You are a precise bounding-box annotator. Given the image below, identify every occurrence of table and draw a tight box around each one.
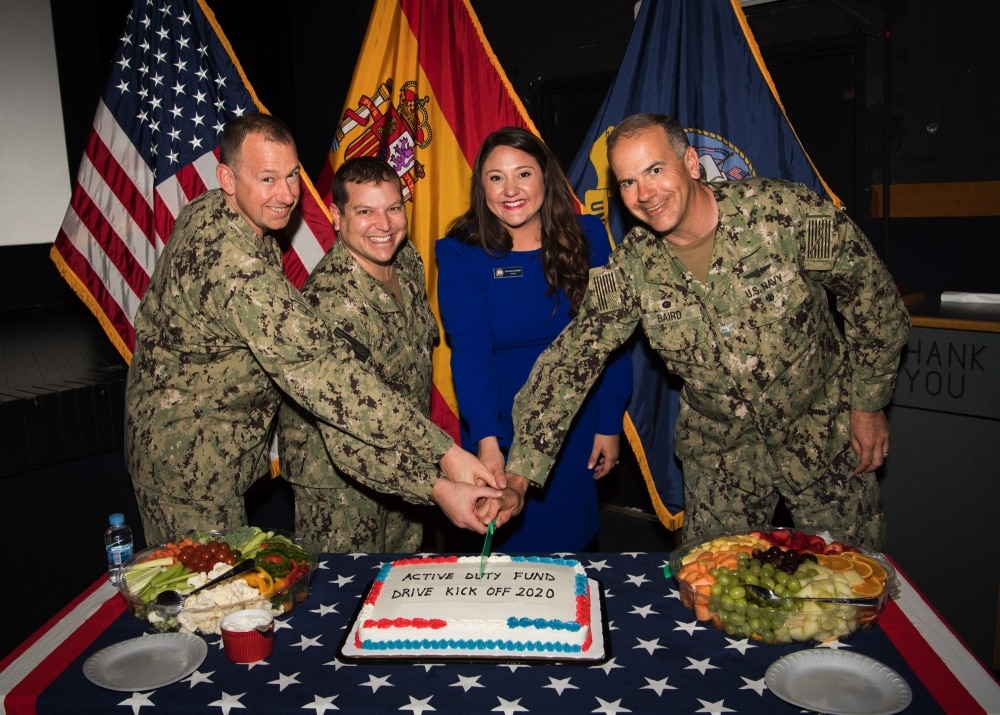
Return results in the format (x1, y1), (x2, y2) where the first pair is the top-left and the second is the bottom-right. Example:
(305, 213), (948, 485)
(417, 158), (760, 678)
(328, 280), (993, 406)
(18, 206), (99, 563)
(2, 552), (999, 714)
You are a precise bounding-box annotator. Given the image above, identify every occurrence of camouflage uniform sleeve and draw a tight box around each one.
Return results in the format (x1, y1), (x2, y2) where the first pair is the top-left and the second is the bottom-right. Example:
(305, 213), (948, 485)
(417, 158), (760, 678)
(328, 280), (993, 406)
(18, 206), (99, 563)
(506, 240), (642, 485)
(214, 238), (454, 465)
(794, 184), (910, 410)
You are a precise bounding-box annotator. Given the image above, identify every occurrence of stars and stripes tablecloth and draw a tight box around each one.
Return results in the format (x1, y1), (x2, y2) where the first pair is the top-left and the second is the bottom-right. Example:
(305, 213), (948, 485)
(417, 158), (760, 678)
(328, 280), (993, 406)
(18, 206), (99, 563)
(3, 552), (998, 714)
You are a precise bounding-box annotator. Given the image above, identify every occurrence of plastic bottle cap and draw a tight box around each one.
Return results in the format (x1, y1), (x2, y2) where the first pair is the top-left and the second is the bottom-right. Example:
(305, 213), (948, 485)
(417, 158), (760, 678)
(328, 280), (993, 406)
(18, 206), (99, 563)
(109, 513), (125, 526)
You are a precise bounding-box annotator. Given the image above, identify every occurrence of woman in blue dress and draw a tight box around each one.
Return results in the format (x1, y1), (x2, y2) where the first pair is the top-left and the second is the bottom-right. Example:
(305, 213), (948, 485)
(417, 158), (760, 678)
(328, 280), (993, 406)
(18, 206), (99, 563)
(435, 127), (632, 552)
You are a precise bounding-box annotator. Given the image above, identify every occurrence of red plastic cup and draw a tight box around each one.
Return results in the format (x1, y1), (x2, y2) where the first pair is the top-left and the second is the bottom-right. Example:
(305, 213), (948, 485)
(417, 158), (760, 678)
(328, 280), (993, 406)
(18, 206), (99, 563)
(220, 609), (275, 663)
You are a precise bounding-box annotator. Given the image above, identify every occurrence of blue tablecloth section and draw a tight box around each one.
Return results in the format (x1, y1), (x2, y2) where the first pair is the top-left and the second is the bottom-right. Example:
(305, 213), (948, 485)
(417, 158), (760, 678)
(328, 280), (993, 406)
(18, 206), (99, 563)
(47, 552), (940, 714)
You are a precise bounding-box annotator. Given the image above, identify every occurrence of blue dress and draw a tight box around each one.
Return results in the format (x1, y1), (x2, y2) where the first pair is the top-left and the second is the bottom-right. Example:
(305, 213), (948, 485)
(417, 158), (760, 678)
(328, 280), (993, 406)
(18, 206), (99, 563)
(435, 214), (632, 551)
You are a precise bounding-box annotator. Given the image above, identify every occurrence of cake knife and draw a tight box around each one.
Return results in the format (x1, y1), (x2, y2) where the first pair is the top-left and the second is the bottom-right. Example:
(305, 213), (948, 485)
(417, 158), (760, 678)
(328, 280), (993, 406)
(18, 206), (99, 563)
(479, 519), (495, 578)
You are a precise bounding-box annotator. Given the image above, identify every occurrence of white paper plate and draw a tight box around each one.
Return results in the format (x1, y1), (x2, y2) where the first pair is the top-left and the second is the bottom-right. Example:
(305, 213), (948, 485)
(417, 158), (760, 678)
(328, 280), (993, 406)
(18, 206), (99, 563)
(340, 578), (607, 662)
(766, 649), (912, 715)
(83, 633), (207, 691)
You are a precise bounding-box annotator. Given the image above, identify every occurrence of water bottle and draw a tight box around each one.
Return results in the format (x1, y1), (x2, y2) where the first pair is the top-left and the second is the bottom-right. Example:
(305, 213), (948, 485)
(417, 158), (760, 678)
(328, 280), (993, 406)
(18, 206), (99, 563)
(105, 513), (134, 585)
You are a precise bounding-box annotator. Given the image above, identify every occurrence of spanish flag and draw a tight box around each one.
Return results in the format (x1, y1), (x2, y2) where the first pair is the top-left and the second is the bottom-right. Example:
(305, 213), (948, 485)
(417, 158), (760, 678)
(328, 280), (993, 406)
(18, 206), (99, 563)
(318, 0), (537, 441)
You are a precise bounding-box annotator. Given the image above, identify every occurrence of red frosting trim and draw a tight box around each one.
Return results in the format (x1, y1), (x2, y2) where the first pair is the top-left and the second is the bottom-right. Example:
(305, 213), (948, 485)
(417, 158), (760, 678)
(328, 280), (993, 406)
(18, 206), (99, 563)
(392, 555), (459, 566)
(362, 579), (383, 606)
(361, 617), (448, 630)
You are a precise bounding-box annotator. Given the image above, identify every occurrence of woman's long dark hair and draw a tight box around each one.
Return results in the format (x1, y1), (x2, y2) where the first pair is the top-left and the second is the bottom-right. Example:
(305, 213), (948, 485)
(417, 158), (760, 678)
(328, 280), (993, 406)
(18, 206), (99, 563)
(445, 127), (591, 315)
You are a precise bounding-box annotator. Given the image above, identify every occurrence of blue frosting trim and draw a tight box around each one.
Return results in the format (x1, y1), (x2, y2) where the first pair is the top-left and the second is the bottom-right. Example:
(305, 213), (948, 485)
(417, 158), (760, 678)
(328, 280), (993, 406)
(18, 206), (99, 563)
(507, 617), (581, 631)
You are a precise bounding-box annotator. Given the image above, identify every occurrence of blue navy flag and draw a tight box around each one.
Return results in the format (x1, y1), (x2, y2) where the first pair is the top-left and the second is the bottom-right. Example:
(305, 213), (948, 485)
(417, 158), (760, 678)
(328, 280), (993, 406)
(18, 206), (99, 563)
(567, 0), (839, 530)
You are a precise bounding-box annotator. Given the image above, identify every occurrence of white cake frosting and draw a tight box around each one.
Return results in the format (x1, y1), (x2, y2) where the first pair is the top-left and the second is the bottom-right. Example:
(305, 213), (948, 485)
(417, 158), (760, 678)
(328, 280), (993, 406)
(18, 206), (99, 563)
(355, 555), (592, 653)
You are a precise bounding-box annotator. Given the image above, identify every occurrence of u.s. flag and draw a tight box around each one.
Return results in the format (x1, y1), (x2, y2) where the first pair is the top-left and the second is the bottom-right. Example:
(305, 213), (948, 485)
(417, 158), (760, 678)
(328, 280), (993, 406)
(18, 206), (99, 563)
(567, 0), (840, 530)
(317, 0), (539, 441)
(50, 0), (334, 361)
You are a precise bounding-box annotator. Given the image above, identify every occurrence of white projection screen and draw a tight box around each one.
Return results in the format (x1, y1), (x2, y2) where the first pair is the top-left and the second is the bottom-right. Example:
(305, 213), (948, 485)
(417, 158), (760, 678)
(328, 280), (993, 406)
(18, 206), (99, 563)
(0, 2), (71, 246)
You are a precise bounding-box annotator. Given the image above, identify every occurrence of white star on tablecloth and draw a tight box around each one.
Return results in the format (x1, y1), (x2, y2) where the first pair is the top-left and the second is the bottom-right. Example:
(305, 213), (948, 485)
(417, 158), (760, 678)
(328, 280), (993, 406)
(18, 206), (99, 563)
(273, 618), (294, 632)
(291, 634), (323, 650)
(542, 676), (578, 695)
(499, 663), (530, 672)
(415, 662), (445, 672)
(724, 637), (756, 655)
(241, 659), (269, 670)
(183, 669), (214, 687)
(624, 573), (650, 587)
(399, 694), (436, 713)
(591, 696), (631, 713)
(738, 675), (768, 695)
(118, 691), (155, 714)
(301, 694), (339, 713)
(585, 559), (610, 571)
(817, 639), (853, 650)
(621, 552), (647, 558)
(360, 674), (393, 692)
(450, 674), (484, 691)
(664, 587), (682, 601)
(311, 602), (340, 616)
(640, 676), (677, 695)
(324, 657), (355, 670)
(694, 698), (736, 714)
(331, 574), (356, 587)
(628, 604), (659, 618)
(207, 690), (246, 714)
(591, 657), (625, 675)
(672, 620), (707, 635)
(267, 672), (300, 691)
(633, 637), (667, 655)
(491, 696), (528, 713)
(684, 656), (719, 674)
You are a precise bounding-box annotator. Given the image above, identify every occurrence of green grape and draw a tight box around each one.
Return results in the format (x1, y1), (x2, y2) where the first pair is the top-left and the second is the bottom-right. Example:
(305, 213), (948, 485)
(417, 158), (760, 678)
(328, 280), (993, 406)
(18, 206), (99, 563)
(744, 572), (760, 586)
(785, 576), (801, 593)
(710, 582), (724, 597)
(728, 585), (746, 602)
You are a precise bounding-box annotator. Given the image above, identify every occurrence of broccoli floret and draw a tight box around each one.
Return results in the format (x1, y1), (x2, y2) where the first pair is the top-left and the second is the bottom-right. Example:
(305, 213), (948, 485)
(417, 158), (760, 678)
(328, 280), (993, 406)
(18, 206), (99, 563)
(221, 526), (260, 551)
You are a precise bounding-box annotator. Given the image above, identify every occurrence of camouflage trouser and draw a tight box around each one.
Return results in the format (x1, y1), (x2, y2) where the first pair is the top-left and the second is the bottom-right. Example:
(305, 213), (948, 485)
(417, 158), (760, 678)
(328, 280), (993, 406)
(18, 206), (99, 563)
(680, 446), (886, 551)
(132, 480), (247, 546)
(291, 482), (426, 554)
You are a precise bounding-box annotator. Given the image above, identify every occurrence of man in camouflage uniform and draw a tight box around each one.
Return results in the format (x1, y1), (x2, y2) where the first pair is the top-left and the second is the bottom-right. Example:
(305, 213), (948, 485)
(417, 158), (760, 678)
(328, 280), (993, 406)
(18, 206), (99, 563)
(125, 115), (502, 546)
(501, 113), (909, 551)
(278, 157), (436, 553)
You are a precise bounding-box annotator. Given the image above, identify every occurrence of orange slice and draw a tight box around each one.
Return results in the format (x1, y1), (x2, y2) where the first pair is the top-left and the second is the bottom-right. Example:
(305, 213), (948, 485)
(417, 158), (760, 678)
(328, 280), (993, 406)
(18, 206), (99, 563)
(850, 560), (873, 579)
(847, 553), (888, 582)
(851, 579), (884, 597)
(824, 555), (853, 572)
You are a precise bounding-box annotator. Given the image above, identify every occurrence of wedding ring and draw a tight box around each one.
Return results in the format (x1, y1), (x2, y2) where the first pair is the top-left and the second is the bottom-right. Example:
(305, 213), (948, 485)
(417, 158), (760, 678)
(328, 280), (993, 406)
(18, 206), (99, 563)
(882, 451), (890, 457)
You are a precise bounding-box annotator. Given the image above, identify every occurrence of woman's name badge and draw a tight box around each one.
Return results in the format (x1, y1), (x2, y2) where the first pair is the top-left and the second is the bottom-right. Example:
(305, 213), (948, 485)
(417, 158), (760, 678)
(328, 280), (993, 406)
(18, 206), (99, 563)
(493, 267), (523, 279)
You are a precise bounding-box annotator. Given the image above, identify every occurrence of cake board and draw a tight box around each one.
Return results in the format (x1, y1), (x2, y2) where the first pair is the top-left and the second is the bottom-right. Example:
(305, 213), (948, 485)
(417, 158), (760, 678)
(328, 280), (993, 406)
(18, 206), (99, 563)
(337, 578), (610, 664)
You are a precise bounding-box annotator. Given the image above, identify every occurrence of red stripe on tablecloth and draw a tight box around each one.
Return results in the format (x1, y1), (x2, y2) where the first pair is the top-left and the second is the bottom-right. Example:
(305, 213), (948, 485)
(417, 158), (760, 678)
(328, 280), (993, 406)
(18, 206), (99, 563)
(879, 559), (994, 714)
(1, 577), (125, 715)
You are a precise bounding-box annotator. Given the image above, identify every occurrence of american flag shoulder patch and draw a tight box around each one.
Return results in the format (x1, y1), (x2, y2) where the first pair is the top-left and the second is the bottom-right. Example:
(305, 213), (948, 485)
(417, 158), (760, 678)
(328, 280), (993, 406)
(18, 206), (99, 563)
(589, 268), (623, 313)
(804, 210), (837, 270)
